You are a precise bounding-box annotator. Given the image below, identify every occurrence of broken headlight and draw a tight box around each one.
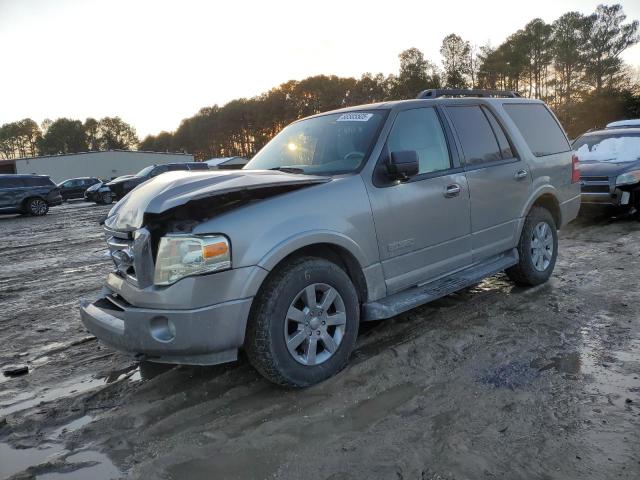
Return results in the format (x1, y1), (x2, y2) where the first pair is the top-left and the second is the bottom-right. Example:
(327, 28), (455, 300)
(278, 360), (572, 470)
(154, 235), (231, 286)
(616, 170), (640, 186)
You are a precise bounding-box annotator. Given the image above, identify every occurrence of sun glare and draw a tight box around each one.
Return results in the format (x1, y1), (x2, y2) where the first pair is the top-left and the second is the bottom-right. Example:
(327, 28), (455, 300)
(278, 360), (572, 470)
(287, 142), (298, 151)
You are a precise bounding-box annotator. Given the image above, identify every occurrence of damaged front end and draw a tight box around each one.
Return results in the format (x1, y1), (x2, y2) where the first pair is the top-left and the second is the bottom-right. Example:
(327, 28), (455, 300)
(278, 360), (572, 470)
(81, 169), (330, 365)
(103, 169), (330, 286)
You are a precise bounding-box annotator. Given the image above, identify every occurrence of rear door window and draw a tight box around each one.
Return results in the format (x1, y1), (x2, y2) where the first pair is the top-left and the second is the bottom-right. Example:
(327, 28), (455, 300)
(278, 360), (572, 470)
(446, 106), (502, 167)
(503, 104), (570, 157)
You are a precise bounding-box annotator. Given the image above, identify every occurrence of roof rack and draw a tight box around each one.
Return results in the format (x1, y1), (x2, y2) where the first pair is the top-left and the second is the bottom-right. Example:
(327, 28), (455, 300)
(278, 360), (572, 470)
(417, 89), (521, 99)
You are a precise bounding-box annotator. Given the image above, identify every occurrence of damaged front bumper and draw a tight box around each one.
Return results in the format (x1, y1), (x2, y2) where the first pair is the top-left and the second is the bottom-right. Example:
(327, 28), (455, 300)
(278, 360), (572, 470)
(79, 295), (252, 365)
(80, 266), (269, 365)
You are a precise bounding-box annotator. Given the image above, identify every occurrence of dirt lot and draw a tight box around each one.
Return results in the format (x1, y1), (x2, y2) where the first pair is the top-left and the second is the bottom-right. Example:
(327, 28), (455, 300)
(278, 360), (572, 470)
(0, 201), (639, 480)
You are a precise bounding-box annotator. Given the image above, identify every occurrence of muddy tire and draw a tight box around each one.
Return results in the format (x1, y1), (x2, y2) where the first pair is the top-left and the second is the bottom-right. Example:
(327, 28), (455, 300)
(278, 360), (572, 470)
(244, 256), (359, 387)
(506, 206), (558, 286)
(25, 197), (49, 216)
(100, 192), (113, 204)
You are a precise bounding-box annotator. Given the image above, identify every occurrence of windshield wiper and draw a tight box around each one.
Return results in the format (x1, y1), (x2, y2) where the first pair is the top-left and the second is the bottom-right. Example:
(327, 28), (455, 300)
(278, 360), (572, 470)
(269, 166), (305, 174)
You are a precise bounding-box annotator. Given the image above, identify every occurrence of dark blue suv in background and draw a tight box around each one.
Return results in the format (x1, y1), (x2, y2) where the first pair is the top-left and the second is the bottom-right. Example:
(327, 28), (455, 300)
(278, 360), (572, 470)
(0, 174), (63, 216)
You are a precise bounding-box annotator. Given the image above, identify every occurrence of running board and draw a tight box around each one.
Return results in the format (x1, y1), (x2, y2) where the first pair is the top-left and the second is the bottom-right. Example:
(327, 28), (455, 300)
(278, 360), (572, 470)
(362, 249), (519, 321)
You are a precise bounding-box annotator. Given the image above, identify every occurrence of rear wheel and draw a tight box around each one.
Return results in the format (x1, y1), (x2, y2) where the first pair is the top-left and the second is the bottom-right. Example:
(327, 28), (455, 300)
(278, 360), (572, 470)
(506, 206), (558, 286)
(26, 198), (49, 216)
(245, 256), (359, 387)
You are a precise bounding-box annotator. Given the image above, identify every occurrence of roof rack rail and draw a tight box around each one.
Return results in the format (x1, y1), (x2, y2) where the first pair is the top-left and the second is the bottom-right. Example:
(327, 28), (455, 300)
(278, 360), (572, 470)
(417, 89), (521, 99)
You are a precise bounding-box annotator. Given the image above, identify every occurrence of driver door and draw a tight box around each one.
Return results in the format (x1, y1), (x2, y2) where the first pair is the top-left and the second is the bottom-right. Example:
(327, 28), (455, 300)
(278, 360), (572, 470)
(366, 107), (472, 294)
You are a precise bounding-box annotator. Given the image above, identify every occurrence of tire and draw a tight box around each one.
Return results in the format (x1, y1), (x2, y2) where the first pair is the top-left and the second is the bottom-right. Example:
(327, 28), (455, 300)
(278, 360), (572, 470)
(100, 192), (113, 204)
(244, 256), (360, 387)
(506, 206), (558, 286)
(25, 197), (49, 216)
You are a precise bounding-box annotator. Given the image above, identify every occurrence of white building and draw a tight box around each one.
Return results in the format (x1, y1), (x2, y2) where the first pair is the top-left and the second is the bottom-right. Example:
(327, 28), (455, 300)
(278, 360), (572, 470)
(0, 150), (195, 183)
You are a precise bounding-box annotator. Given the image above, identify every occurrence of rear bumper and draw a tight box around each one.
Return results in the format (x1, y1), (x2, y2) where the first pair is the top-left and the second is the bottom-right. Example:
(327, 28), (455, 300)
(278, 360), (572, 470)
(560, 194), (581, 226)
(80, 295), (253, 365)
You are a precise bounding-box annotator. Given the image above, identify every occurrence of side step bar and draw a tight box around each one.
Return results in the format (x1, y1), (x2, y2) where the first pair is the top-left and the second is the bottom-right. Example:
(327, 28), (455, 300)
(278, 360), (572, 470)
(362, 249), (519, 321)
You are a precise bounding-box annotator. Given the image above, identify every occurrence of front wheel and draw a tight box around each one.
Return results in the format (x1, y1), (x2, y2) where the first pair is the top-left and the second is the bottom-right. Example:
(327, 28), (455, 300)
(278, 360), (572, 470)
(245, 256), (360, 387)
(506, 206), (558, 286)
(26, 198), (49, 216)
(100, 192), (113, 204)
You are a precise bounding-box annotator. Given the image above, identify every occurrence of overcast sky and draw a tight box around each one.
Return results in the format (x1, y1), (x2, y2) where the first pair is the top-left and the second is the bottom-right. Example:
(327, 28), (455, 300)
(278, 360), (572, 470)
(1, 0), (639, 138)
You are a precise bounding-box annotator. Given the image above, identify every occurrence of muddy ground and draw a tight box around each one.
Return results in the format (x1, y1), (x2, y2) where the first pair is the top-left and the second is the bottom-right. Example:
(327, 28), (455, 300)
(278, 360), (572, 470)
(0, 201), (638, 480)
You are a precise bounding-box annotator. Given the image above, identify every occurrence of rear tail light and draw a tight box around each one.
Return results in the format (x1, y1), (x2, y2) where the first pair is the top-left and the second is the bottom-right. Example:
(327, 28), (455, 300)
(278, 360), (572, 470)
(571, 154), (580, 183)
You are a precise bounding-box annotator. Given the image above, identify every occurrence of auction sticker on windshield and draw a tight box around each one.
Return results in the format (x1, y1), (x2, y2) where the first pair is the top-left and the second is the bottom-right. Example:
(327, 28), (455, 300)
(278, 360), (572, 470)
(336, 113), (374, 122)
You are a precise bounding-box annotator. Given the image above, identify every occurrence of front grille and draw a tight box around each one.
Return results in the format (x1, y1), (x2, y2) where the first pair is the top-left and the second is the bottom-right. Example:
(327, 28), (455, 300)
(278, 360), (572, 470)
(106, 234), (136, 280)
(104, 227), (155, 288)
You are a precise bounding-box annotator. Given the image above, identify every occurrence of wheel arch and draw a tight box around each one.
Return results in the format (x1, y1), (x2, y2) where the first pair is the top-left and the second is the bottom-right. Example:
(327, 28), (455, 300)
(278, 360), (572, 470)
(21, 195), (48, 209)
(519, 187), (562, 233)
(257, 234), (370, 304)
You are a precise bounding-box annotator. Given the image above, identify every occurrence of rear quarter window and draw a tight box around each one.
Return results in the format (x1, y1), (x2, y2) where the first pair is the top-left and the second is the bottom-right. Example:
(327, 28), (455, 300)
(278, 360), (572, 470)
(503, 104), (570, 157)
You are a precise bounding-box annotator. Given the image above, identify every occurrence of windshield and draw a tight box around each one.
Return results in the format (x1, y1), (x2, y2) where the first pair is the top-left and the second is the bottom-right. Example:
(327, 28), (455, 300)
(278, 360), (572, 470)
(244, 111), (387, 174)
(574, 133), (640, 163)
(135, 166), (154, 177)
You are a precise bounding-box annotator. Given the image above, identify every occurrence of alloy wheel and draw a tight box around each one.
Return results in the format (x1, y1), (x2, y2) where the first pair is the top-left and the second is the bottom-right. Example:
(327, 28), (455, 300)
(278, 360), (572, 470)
(284, 283), (347, 366)
(531, 221), (553, 271)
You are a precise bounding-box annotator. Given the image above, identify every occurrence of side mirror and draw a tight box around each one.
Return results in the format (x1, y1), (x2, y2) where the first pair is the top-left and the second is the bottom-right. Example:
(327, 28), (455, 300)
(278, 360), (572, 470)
(387, 150), (419, 181)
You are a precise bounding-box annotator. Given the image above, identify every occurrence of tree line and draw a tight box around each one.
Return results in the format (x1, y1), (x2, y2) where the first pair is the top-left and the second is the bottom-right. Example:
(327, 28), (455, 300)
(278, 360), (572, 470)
(1, 3), (638, 161)
(140, 4), (639, 159)
(0, 116), (138, 160)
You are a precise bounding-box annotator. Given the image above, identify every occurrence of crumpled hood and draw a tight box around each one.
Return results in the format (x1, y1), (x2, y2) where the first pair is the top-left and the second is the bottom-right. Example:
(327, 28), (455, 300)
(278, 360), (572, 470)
(104, 170), (330, 231)
(579, 159), (640, 177)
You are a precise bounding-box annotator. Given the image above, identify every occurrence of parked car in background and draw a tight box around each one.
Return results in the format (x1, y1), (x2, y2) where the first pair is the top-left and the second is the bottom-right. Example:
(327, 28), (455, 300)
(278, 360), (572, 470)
(573, 122), (640, 213)
(84, 180), (114, 204)
(81, 90), (580, 387)
(106, 162), (209, 200)
(204, 156), (248, 170)
(0, 174), (62, 216)
(58, 177), (101, 201)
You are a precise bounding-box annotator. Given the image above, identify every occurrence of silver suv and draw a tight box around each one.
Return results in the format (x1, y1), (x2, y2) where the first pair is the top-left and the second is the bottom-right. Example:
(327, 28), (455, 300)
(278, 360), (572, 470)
(80, 90), (581, 387)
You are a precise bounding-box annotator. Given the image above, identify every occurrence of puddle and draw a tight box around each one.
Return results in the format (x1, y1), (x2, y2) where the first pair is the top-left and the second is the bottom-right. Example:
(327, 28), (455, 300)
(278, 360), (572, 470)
(300, 383), (422, 436)
(0, 442), (64, 478)
(0, 375), (105, 417)
(37, 450), (122, 480)
(0, 443), (122, 480)
(50, 415), (94, 439)
(0, 366), (141, 417)
(536, 351), (581, 375)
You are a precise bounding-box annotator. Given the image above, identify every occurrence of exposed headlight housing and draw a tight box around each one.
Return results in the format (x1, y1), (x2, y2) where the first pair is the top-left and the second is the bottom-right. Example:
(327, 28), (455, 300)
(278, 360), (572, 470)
(154, 235), (231, 286)
(616, 170), (640, 186)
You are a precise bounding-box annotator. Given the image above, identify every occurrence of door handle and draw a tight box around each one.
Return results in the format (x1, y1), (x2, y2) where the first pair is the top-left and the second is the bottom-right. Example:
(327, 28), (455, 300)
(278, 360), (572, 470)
(515, 169), (529, 180)
(444, 184), (461, 198)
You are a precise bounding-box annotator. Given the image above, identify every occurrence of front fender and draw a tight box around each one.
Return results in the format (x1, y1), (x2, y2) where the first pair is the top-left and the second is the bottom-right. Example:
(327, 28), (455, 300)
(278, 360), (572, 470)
(257, 230), (369, 272)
